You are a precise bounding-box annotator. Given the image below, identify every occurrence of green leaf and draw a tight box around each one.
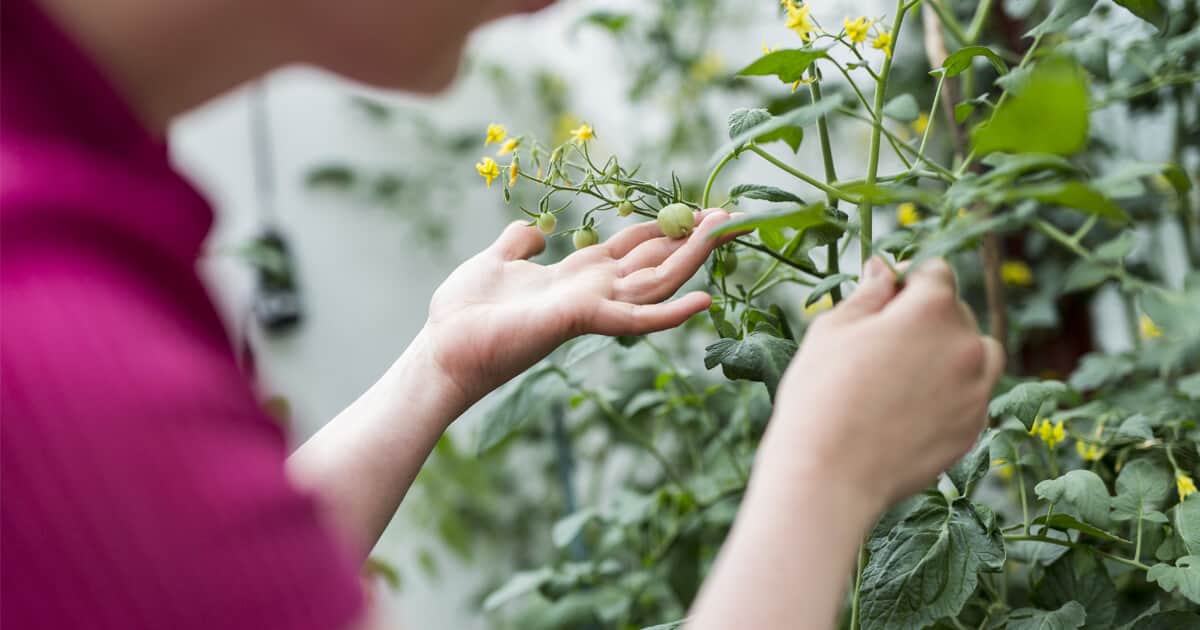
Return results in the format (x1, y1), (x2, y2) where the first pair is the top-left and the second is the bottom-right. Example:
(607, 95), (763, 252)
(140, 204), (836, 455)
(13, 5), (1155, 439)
(1130, 611), (1200, 630)
(942, 46), (1009, 78)
(988, 381), (1074, 430)
(1177, 498), (1200, 555)
(949, 431), (994, 497)
(708, 203), (837, 240)
(727, 108), (804, 153)
(1032, 514), (1128, 544)
(859, 497), (1004, 630)
(306, 164), (357, 189)
(1069, 353), (1135, 391)
(552, 509), (596, 548)
(1005, 602), (1087, 630)
(728, 184), (806, 204)
(1027, 0), (1094, 37)
(1035, 470), (1114, 530)
(1094, 232), (1138, 262)
(482, 567), (554, 611)
(1179, 373), (1200, 400)
(708, 94), (844, 167)
(1062, 260), (1113, 293)
(972, 56), (1089, 157)
(577, 10), (631, 33)
(703, 331), (797, 399)
(882, 93), (920, 123)
(642, 621), (687, 630)
(737, 48), (828, 83)
(562, 335), (614, 368)
(1111, 458), (1173, 523)
(805, 273), (854, 308)
(1113, 0), (1168, 30)
(1008, 181), (1129, 222)
(1146, 556), (1200, 604)
(474, 367), (562, 454)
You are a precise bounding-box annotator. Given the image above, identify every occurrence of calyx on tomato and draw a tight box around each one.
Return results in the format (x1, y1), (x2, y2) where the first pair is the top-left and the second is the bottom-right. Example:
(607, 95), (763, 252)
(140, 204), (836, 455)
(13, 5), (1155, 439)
(573, 227), (599, 249)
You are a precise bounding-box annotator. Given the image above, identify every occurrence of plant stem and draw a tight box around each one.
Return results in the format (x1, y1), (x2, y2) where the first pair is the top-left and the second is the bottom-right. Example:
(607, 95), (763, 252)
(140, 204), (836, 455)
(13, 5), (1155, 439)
(849, 542), (866, 629)
(809, 70), (844, 303)
(744, 145), (861, 204)
(926, 0), (968, 45)
(1002, 535), (1152, 571)
(860, 1), (911, 265)
(591, 393), (685, 488)
(702, 150), (739, 209)
(964, 0), (995, 44)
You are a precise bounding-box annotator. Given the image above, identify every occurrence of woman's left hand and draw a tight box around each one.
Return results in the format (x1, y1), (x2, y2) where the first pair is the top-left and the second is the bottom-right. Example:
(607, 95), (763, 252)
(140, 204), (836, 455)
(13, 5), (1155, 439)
(421, 208), (736, 404)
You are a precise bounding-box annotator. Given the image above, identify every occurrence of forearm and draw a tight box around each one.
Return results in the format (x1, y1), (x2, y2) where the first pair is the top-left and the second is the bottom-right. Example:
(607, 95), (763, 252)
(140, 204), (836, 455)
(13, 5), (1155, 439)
(688, 434), (882, 630)
(287, 328), (473, 558)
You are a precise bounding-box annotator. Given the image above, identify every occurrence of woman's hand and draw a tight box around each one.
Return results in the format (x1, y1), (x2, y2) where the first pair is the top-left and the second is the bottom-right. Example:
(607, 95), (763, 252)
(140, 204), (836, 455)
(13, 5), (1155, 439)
(422, 209), (737, 405)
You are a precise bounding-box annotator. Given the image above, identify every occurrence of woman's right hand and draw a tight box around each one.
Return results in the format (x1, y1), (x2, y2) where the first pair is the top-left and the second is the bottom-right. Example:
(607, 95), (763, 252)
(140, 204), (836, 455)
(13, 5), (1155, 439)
(761, 256), (1005, 513)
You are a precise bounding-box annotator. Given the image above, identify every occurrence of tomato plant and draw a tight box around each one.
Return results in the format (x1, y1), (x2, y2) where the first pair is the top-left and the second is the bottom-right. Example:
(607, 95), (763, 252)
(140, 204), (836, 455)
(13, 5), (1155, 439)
(452, 1), (1200, 628)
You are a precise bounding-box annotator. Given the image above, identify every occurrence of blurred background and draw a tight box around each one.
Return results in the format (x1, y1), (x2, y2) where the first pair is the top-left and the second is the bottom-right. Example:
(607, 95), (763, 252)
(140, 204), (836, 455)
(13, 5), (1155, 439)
(167, 0), (1183, 626)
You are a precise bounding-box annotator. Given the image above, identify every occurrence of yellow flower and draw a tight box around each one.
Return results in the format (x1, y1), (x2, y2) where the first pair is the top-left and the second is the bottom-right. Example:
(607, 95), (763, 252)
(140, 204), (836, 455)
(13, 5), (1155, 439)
(872, 31), (893, 58)
(844, 17), (870, 44)
(476, 157), (500, 188)
(1140, 314), (1162, 339)
(913, 112), (930, 135)
(991, 458), (1016, 480)
(1075, 440), (1105, 462)
(896, 202), (920, 227)
(1001, 261), (1035, 288)
(784, 2), (818, 42)
(804, 294), (833, 317)
(1178, 473), (1197, 500)
(570, 123), (595, 143)
(497, 137), (520, 156)
(508, 160), (520, 188)
(484, 123), (507, 146)
(1030, 418), (1066, 449)
(762, 42), (778, 55)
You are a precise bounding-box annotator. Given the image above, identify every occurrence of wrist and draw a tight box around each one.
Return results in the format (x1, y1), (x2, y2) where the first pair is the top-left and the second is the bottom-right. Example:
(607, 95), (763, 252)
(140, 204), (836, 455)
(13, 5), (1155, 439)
(380, 327), (477, 428)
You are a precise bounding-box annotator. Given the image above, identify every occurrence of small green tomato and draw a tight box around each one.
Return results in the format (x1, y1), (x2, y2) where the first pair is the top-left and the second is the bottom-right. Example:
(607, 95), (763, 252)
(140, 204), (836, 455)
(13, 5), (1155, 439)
(617, 202), (635, 217)
(536, 212), (557, 234)
(657, 203), (695, 239)
(573, 227), (599, 250)
(613, 183), (628, 199)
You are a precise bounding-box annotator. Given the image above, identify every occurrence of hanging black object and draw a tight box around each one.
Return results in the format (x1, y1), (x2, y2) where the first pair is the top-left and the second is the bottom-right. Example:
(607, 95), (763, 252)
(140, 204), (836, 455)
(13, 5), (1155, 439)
(248, 81), (304, 334)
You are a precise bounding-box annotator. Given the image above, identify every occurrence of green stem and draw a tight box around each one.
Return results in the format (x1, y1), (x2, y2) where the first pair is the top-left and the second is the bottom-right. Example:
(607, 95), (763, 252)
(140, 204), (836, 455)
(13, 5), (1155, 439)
(1134, 507), (1144, 563)
(860, 1), (911, 265)
(591, 393), (685, 487)
(745, 144), (861, 204)
(927, 0), (968, 45)
(849, 542), (866, 629)
(964, 0), (995, 44)
(702, 150), (739, 209)
(1002, 536), (1152, 571)
(809, 70), (844, 303)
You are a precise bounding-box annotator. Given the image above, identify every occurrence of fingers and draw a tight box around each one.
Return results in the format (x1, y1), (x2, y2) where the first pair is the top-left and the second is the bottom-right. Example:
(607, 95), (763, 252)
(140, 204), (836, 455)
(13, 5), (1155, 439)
(588, 292), (712, 336)
(605, 208), (723, 259)
(828, 257), (899, 321)
(614, 211), (732, 304)
(978, 335), (1006, 385)
(490, 221), (546, 261)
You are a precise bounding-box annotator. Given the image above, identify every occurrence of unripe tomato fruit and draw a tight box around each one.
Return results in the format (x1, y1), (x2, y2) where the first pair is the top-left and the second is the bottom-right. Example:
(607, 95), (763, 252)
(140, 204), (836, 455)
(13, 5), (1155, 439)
(573, 227), (599, 250)
(537, 212), (557, 234)
(618, 202), (635, 217)
(613, 183), (628, 199)
(657, 203), (695, 239)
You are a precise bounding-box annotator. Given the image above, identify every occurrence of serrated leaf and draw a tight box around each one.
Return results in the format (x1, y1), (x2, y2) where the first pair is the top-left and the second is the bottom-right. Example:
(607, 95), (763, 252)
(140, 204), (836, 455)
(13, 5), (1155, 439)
(475, 367), (562, 454)
(708, 203), (836, 240)
(1112, 458), (1173, 523)
(859, 496), (1003, 630)
(727, 109), (804, 153)
(1146, 556), (1200, 604)
(703, 331), (797, 398)
(1063, 260), (1113, 293)
(708, 95), (844, 168)
(949, 431), (994, 497)
(988, 381), (1074, 430)
(972, 56), (1089, 157)
(1130, 611), (1200, 630)
(1035, 470), (1114, 530)
(1176, 497), (1200, 555)
(1005, 601), (1087, 630)
(729, 184), (805, 204)
(1034, 551), (1118, 630)
(562, 335), (614, 368)
(1069, 353), (1135, 391)
(737, 48), (829, 82)
(942, 45), (1010, 77)
(1032, 514), (1128, 543)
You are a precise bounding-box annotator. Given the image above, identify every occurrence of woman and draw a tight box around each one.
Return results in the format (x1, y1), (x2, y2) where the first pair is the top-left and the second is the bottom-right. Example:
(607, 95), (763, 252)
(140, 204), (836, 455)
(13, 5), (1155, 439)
(0, 0), (1004, 628)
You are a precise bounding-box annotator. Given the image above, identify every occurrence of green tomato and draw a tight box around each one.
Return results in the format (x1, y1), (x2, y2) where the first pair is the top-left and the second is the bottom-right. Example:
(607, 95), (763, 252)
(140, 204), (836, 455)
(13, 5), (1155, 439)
(536, 212), (557, 234)
(612, 183), (628, 199)
(573, 227), (599, 249)
(657, 203), (695, 239)
(617, 202), (636, 217)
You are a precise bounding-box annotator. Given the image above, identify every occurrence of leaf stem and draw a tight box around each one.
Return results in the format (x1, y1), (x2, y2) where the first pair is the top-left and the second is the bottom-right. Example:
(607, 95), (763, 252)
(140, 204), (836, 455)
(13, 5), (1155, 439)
(744, 144), (861, 204)
(809, 70), (844, 303)
(1002, 535), (1152, 571)
(703, 150), (739, 209)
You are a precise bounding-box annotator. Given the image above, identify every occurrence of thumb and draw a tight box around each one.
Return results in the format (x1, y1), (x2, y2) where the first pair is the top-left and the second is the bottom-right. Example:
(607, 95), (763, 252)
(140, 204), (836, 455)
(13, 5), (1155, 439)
(831, 258), (898, 321)
(490, 221), (546, 261)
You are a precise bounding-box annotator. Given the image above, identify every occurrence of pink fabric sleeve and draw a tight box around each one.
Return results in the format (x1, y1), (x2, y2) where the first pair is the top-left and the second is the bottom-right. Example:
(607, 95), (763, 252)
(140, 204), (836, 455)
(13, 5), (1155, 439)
(1, 222), (366, 629)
